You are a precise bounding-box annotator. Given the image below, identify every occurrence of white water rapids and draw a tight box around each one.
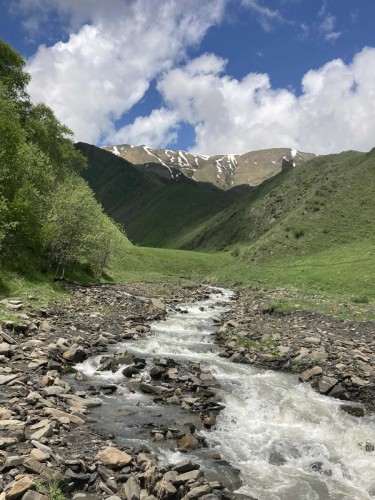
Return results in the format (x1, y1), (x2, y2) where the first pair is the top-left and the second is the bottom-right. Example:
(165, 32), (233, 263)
(76, 288), (375, 499)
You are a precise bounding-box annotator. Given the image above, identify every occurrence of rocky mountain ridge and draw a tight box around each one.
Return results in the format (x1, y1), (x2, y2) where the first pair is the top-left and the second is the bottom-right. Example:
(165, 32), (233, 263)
(102, 144), (316, 190)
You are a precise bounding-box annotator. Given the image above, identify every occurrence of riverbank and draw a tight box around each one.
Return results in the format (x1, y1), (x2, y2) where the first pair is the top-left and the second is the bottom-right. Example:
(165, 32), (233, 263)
(0, 283), (250, 500)
(0, 282), (374, 499)
(214, 289), (375, 413)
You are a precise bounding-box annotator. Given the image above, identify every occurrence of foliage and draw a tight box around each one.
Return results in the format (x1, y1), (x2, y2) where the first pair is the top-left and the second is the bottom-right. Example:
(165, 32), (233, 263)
(0, 39), (123, 280)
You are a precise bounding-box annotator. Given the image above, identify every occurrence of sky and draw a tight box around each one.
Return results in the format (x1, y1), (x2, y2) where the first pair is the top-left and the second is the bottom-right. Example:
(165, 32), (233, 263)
(1, 0), (375, 155)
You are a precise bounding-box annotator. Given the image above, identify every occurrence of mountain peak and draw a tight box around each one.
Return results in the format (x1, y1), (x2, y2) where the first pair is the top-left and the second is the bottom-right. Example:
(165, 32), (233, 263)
(101, 144), (316, 190)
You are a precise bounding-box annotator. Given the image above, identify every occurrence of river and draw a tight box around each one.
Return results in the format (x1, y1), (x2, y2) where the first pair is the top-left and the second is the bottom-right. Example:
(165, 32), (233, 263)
(75, 287), (375, 499)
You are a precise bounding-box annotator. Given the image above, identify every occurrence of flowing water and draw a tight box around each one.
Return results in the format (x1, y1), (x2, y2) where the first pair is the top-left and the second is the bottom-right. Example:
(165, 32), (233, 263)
(75, 288), (375, 500)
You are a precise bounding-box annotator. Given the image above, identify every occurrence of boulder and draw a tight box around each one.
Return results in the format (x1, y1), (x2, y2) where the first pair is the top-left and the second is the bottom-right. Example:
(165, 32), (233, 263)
(147, 298), (166, 316)
(298, 366), (323, 382)
(178, 435), (199, 451)
(95, 447), (133, 468)
(6, 477), (35, 499)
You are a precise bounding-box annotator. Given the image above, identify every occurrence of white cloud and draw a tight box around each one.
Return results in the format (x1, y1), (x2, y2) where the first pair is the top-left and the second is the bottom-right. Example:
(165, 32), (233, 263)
(108, 108), (179, 148)
(241, 0), (286, 31)
(317, 3), (341, 41)
(21, 0), (225, 143)
(146, 47), (375, 155)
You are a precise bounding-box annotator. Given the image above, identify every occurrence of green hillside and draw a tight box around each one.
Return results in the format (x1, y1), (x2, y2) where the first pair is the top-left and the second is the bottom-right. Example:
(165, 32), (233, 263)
(189, 149), (375, 260)
(77, 142), (239, 248)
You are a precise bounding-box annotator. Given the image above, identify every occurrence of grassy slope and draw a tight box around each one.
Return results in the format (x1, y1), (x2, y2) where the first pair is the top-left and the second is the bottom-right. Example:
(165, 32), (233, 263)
(77, 142), (238, 248)
(5, 145), (369, 321)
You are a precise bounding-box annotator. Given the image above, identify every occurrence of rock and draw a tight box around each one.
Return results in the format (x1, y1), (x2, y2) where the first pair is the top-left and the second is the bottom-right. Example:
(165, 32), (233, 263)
(45, 408), (85, 425)
(303, 337), (321, 344)
(0, 420), (25, 430)
(62, 347), (87, 363)
(122, 476), (140, 500)
(203, 415), (216, 428)
(318, 376), (338, 394)
(23, 457), (64, 482)
(341, 405), (365, 417)
(0, 437), (18, 449)
(350, 376), (368, 387)
(329, 383), (344, 399)
(30, 448), (50, 462)
(298, 366), (323, 382)
(139, 383), (170, 395)
(0, 408), (12, 420)
(154, 478), (177, 499)
(21, 491), (49, 500)
(178, 435), (199, 451)
(0, 374), (20, 385)
(122, 365), (141, 377)
(147, 298), (166, 316)
(174, 469), (203, 486)
(0, 342), (12, 357)
(172, 460), (200, 474)
(95, 447), (133, 468)
(30, 424), (53, 440)
(269, 452), (286, 466)
(184, 484), (211, 499)
(0, 330), (16, 344)
(6, 477), (35, 499)
(42, 386), (67, 396)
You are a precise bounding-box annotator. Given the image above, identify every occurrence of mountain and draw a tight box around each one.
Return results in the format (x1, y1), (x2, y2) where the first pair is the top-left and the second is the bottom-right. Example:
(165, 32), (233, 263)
(182, 148), (375, 260)
(76, 142), (239, 249)
(102, 144), (315, 190)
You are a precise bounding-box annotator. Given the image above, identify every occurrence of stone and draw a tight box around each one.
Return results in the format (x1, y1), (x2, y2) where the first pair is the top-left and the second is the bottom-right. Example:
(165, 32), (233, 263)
(139, 383), (169, 395)
(0, 437), (18, 449)
(30, 424), (53, 440)
(318, 377), (338, 394)
(341, 405), (365, 418)
(6, 477), (35, 499)
(0, 343), (12, 357)
(42, 386), (67, 396)
(303, 337), (321, 344)
(174, 469), (202, 486)
(0, 374), (20, 385)
(0, 420), (25, 430)
(0, 330), (16, 344)
(172, 460), (200, 474)
(62, 347), (87, 363)
(23, 457), (64, 482)
(298, 366), (323, 382)
(350, 376), (368, 386)
(44, 408), (85, 425)
(329, 383), (344, 399)
(0, 407), (12, 420)
(154, 479), (177, 499)
(30, 448), (50, 462)
(184, 484), (211, 499)
(21, 491), (49, 500)
(178, 435), (199, 451)
(122, 476), (140, 500)
(203, 415), (216, 428)
(147, 298), (166, 316)
(95, 447), (133, 468)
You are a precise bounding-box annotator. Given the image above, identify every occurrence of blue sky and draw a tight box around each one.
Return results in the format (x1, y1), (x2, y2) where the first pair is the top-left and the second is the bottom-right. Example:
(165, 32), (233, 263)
(1, 0), (375, 154)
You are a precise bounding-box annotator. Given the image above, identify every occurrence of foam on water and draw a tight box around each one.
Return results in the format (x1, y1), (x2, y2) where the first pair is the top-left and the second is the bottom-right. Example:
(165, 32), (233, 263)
(74, 287), (375, 499)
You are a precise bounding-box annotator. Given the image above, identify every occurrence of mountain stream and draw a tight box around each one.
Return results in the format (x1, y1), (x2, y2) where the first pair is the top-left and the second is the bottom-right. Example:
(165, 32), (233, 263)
(74, 288), (375, 500)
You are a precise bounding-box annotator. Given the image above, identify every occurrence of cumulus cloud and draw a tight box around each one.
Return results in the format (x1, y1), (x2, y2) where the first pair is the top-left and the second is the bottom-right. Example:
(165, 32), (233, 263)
(107, 108), (179, 148)
(148, 47), (375, 154)
(20, 0), (225, 143)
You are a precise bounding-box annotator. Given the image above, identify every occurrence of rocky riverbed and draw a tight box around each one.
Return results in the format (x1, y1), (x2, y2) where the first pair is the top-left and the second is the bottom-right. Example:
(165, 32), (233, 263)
(214, 290), (375, 413)
(0, 283), (374, 499)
